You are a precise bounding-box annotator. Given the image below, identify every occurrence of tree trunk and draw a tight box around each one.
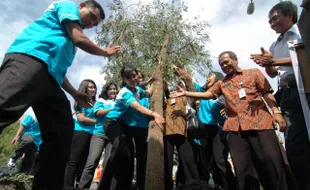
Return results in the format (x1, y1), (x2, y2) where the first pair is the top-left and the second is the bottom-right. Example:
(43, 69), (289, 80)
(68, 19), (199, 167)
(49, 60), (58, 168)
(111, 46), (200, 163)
(145, 34), (169, 190)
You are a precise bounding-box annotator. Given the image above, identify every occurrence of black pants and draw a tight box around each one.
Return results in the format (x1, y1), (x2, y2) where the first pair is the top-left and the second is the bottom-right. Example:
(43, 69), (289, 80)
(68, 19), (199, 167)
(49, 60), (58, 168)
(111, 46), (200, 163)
(132, 127), (148, 190)
(99, 120), (134, 190)
(227, 130), (288, 190)
(204, 125), (236, 190)
(0, 53), (74, 190)
(164, 134), (199, 190)
(64, 130), (92, 187)
(281, 85), (310, 190)
(188, 140), (209, 183)
(11, 134), (37, 174)
(97, 142), (117, 190)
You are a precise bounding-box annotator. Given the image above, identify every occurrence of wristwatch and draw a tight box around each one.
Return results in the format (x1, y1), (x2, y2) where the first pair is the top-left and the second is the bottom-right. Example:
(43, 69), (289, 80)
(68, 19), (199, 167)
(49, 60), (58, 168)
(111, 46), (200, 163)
(273, 110), (282, 114)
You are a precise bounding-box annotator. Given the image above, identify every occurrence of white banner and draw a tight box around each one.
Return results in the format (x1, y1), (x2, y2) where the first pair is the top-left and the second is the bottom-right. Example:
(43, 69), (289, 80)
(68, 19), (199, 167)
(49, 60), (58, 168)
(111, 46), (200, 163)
(288, 39), (310, 140)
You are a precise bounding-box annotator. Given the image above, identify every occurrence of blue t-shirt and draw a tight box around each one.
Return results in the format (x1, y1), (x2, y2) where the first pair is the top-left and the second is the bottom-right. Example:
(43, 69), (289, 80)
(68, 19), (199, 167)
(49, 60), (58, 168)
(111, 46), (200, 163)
(194, 82), (225, 125)
(125, 97), (151, 128)
(75, 107), (96, 134)
(21, 115), (42, 150)
(106, 85), (146, 121)
(6, 1), (81, 86)
(194, 82), (204, 93)
(93, 99), (115, 136)
(192, 138), (202, 145)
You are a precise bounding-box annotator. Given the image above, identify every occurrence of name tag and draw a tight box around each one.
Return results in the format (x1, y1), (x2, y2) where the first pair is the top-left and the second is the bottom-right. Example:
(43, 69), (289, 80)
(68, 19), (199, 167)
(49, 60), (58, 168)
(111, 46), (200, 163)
(238, 88), (246, 99)
(171, 98), (176, 105)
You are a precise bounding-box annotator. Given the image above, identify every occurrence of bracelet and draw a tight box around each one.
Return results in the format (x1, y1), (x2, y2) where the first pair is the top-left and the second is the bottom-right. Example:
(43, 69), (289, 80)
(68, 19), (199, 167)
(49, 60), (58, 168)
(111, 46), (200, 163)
(150, 111), (154, 116)
(273, 110), (282, 114)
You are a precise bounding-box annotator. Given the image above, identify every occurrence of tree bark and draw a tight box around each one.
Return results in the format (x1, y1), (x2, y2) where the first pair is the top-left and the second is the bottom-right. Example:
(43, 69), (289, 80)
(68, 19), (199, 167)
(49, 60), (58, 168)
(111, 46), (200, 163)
(145, 34), (169, 190)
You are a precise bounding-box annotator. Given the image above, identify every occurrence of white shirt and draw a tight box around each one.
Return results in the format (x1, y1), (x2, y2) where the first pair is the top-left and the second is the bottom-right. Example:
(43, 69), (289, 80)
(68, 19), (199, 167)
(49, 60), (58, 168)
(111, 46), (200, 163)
(270, 24), (301, 87)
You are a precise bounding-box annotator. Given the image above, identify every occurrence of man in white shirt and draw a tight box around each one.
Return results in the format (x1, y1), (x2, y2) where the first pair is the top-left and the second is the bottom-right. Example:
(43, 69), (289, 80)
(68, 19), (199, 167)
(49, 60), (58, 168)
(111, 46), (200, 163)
(251, 2), (310, 190)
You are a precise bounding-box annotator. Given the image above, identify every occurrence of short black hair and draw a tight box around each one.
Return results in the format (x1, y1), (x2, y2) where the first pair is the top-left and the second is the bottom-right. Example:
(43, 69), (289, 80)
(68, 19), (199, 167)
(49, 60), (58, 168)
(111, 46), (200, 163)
(269, 1), (298, 24)
(218, 51), (237, 61)
(85, 0), (105, 20)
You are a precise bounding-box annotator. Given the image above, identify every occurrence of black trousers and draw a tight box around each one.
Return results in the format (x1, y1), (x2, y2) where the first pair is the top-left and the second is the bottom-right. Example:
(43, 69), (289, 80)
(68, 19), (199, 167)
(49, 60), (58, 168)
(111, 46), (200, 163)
(11, 134), (37, 174)
(64, 130), (92, 187)
(99, 120), (134, 190)
(204, 125), (236, 190)
(188, 140), (209, 183)
(227, 130), (288, 190)
(97, 142), (117, 190)
(280, 85), (310, 190)
(164, 134), (199, 190)
(0, 53), (74, 190)
(132, 127), (148, 190)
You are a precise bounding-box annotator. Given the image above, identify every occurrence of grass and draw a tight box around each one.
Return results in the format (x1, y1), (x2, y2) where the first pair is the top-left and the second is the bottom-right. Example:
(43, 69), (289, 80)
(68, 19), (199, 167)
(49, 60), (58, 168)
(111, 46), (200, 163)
(0, 173), (33, 190)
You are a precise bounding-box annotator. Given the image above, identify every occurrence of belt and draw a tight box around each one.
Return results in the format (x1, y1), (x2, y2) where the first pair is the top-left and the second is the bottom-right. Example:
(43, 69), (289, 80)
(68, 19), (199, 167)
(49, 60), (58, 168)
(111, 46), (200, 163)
(280, 79), (296, 90)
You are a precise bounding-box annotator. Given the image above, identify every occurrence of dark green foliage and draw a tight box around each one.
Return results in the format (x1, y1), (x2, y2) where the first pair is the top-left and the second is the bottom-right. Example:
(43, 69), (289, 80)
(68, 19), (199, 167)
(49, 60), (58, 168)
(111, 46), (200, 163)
(0, 122), (19, 166)
(96, 0), (212, 84)
(0, 173), (33, 190)
(0, 122), (33, 190)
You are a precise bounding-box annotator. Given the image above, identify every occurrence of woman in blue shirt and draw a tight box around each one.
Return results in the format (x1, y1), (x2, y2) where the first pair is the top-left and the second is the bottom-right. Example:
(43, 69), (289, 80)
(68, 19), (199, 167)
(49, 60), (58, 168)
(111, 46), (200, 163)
(79, 82), (118, 190)
(99, 66), (165, 190)
(64, 79), (97, 188)
(127, 70), (151, 190)
(194, 72), (236, 190)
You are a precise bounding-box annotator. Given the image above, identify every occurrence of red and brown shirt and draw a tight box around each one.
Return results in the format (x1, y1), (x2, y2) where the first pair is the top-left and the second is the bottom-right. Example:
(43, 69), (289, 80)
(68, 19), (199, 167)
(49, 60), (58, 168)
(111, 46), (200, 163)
(208, 68), (274, 132)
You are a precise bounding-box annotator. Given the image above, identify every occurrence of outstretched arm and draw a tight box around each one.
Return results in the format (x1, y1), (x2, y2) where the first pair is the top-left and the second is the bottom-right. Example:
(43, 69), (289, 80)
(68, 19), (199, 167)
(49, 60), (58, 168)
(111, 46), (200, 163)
(63, 20), (120, 56)
(171, 87), (215, 100)
(129, 102), (165, 131)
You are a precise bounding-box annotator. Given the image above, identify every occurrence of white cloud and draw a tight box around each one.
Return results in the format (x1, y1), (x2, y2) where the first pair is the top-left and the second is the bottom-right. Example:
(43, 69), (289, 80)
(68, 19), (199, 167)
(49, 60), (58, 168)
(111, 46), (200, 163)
(207, 12), (278, 86)
(183, 0), (220, 21)
(0, 19), (31, 60)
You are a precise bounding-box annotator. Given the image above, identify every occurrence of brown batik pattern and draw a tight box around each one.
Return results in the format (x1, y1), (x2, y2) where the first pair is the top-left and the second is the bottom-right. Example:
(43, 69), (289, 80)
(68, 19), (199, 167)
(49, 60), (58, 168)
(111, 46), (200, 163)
(208, 68), (274, 132)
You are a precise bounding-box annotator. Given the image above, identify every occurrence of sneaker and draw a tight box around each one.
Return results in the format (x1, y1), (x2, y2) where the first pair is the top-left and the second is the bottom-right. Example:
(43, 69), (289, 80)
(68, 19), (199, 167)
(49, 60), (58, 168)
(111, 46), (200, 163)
(7, 158), (16, 168)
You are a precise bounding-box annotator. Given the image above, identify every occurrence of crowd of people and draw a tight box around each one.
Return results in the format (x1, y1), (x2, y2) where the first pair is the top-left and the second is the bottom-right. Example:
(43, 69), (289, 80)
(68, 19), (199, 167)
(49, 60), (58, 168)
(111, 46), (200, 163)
(0, 0), (310, 190)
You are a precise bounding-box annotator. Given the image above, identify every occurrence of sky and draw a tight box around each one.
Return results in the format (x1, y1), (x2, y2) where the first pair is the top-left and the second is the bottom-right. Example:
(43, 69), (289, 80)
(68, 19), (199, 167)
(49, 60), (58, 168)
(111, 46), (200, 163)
(0, 0), (303, 116)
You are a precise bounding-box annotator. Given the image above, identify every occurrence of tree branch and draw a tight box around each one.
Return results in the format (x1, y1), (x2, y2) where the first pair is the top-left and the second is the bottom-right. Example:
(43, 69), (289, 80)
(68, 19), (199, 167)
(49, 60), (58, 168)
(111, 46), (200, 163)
(167, 40), (194, 54)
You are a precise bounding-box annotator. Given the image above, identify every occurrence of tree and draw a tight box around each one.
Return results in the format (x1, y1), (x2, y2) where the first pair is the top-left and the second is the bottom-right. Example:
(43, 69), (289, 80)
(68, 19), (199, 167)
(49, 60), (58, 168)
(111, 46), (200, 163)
(96, 0), (212, 189)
